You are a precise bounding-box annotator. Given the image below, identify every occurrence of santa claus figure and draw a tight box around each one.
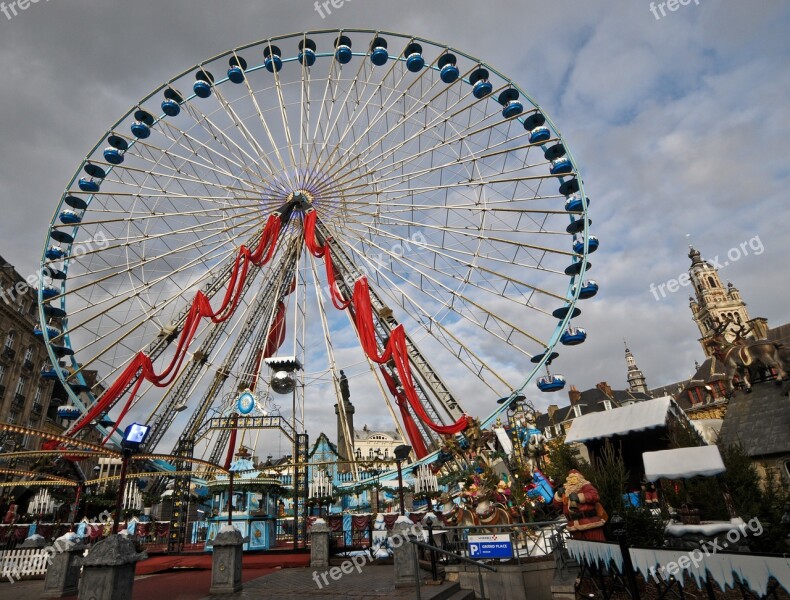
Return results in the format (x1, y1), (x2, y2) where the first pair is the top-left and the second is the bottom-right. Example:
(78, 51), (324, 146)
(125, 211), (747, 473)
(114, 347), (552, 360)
(553, 470), (607, 541)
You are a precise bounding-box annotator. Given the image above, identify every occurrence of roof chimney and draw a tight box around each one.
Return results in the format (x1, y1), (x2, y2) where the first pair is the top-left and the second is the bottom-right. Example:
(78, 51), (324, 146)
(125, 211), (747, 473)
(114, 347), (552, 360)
(568, 385), (581, 405)
(547, 404), (559, 422)
(596, 381), (614, 398)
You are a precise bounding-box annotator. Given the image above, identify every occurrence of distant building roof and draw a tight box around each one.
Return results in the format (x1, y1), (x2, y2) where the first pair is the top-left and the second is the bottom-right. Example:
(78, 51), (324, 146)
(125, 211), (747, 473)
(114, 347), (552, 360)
(535, 384), (651, 430)
(354, 427), (402, 442)
(718, 381), (790, 458)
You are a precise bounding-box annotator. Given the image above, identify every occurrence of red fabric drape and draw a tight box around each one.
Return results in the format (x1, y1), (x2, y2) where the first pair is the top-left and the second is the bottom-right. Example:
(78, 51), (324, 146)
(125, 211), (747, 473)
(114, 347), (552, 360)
(67, 215), (282, 441)
(381, 369), (429, 458)
(304, 210), (468, 437)
(351, 515), (370, 530)
(383, 514), (399, 529)
(263, 301), (287, 358)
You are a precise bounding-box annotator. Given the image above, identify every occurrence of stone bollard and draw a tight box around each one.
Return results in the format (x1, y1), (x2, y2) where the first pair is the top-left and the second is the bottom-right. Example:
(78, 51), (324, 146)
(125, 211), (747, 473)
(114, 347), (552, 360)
(41, 535), (85, 599)
(78, 534), (147, 600)
(309, 519), (331, 569)
(392, 519), (422, 588)
(210, 526), (244, 595)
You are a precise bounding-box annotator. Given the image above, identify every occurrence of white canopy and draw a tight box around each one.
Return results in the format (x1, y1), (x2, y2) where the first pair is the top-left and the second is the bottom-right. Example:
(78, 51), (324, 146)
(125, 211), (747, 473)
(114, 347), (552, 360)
(565, 396), (674, 443)
(643, 445), (726, 482)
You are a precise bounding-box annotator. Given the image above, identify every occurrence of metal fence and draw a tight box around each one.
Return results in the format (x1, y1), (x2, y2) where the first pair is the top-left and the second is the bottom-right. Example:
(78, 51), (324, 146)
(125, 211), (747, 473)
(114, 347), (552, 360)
(422, 519), (569, 565)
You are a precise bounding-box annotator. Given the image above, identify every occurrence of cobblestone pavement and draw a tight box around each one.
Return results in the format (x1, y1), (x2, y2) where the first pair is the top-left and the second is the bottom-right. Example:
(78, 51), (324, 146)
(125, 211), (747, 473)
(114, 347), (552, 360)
(202, 565), (455, 599)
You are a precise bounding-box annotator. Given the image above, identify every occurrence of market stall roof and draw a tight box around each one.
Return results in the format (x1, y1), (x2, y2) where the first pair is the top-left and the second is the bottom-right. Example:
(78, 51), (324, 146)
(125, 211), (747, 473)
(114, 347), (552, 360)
(643, 445), (726, 482)
(565, 396), (674, 443)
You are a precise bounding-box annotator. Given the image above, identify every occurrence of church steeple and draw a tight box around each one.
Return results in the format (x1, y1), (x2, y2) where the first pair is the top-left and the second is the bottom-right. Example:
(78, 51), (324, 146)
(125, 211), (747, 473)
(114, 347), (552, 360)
(687, 246), (766, 355)
(624, 341), (648, 394)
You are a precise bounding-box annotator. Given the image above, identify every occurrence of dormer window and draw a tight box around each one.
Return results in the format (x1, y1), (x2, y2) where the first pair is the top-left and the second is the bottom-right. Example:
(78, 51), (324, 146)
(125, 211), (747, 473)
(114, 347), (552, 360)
(603, 400), (612, 411)
(572, 405), (582, 418)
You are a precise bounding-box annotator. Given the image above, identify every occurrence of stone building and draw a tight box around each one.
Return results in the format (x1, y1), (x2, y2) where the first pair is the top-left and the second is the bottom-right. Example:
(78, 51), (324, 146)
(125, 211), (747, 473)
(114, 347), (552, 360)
(0, 255), (56, 457)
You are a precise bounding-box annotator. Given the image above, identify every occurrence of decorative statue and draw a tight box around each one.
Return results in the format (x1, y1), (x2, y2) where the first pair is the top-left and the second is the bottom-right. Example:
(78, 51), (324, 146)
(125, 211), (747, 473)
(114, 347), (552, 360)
(705, 318), (788, 396)
(553, 470), (608, 541)
(518, 411), (546, 473)
(2, 497), (17, 525)
(642, 478), (659, 509)
(339, 370), (351, 402)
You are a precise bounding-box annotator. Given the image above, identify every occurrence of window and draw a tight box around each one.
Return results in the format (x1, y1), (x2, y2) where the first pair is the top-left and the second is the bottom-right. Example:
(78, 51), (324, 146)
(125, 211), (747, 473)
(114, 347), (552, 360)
(603, 400), (612, 411)
(0, 364), (5, 383)
(572, 405), (582, 418)
(4, 331), (15, 350)
(7, 411), (18, 424)
(707, 276), (716, 288)
(15, 376), (26, 396)
(33, 384), (42, 404)
(23, 347), (33, 362)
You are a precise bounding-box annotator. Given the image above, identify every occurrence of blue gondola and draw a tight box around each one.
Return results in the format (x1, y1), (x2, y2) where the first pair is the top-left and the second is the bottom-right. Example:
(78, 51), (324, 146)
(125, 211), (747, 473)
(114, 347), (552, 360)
(34, 324), (61, 338)
(46, 246), (66, 260)
(43, 367), (69, 380)
(498, 89), (523, 119)
(50, 230), (74, 245)
(560, 327), (587, 346)
(41, 285), (60, 299)
(70, 382), (91, 393)
(564, 260), (590, 276)
(438, 54), (459, 83)
(103, 147), (124, 165)
(264, 45), (283, 73)
(131, 121), (150, 139)
(57, 405), (82, 420)
(537, 375), (566, 392)
(299, 39), (317, 66)
(573, 236), (599, 254)
(550, 157), (573, 175)
(469, 68), (493, 99)
(227, 56), (247, 83)
(404, 43), (424, 72)
(78, 178), (100, 193)
(335, 36), (353, 64)
(369, 37), (388, 65)
(43, 305), (67, 319)
(51, 344), (74, 357)
(43, 267), (66, 280)
(193, 69), (214, 98)
(162, 88), (183, 117)
(564, 195), (590, 212)
(162, 99), (180, 117)
(59, 210), (82, 225)
(529, 125), (551, 144)
(577, 280), (599, 299)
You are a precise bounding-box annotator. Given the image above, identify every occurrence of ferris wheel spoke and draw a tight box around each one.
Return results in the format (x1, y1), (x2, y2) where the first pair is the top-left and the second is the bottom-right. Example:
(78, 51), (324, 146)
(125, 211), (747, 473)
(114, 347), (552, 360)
(118, 129), (266, 195)
(261, 42), (299, 169)
(331, 233), (547, 356)
(156, 118), (271, 188)
(340, 220), (569, 302)
(50, 216), (263, 330)
(330, 235), (523, 391)
(316, 54), (472, 179)
(313, 46), (411, 173)
(333, 232), (553, 348)
(179, 98), (274, 182)
(325, 86), (536, 187)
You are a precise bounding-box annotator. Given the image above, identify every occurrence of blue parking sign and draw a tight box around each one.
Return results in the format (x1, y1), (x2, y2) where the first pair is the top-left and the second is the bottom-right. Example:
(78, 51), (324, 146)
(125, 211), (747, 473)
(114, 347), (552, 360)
(468, 534), (513, 559)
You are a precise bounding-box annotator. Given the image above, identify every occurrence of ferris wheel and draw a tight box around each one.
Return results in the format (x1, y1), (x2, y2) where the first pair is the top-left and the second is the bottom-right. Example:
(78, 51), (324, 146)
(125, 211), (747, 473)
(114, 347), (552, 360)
(37, 29), (597, 469)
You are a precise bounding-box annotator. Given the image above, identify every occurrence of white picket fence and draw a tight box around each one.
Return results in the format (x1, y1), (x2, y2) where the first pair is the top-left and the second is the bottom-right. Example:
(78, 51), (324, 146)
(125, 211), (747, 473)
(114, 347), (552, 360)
(0, 548), (50, 580)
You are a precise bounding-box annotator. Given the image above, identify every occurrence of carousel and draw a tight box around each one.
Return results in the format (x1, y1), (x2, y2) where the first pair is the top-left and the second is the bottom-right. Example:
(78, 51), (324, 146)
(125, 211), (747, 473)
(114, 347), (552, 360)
(204, 447), (285, 551)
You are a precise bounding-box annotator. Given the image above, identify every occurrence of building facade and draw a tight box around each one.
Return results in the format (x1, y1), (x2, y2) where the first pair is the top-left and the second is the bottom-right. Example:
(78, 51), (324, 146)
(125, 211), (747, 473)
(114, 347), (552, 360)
(0, 256), (56, 457)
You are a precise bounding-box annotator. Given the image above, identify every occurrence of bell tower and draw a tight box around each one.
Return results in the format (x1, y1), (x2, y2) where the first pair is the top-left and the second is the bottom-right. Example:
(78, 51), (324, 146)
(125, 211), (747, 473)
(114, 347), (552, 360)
(687, 247), (767, 355)
(624, 341), (648, 394)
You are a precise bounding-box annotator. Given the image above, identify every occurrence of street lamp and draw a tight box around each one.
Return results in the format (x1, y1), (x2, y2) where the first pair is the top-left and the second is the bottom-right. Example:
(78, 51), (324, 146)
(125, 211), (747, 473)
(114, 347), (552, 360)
(113, 423), (151, 534)
(393, 444), (412, 515)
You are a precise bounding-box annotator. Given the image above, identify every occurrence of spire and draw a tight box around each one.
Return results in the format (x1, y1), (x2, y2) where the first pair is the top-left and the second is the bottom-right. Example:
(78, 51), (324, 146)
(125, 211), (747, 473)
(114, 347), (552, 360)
(624, 342), (648, 394)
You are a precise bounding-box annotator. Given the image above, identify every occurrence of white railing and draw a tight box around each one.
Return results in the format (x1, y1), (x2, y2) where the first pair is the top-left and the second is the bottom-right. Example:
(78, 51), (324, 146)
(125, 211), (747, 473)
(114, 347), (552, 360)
(0, 548), (50, 580)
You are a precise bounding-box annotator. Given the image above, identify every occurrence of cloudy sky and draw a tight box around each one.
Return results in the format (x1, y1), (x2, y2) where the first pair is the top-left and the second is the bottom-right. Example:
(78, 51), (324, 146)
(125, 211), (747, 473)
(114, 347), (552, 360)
(1, 1), (788, 453)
